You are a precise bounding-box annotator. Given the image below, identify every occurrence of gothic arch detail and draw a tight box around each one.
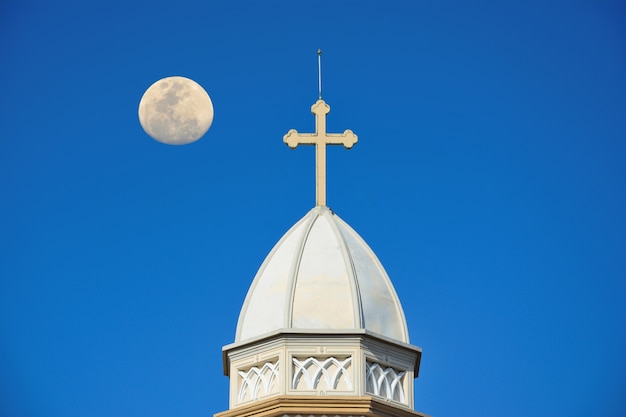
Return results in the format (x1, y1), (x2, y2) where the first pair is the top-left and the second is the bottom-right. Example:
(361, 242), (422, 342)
(237, 360), (280, 403)
(292, 356), (353, 390)
(365, 362), (406, 403)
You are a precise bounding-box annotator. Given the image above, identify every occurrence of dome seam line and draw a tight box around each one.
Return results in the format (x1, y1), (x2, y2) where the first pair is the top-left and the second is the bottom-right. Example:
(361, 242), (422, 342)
(285, 207), (320, 329)
(327, 210), (364, 329)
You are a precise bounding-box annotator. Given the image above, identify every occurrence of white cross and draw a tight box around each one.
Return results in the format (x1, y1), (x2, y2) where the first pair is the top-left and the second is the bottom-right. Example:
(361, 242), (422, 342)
(284, 99), (358, 207)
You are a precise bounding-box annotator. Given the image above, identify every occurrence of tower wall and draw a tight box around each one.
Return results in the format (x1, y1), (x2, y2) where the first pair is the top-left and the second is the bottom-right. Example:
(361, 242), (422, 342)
(222, 332), (422, 410)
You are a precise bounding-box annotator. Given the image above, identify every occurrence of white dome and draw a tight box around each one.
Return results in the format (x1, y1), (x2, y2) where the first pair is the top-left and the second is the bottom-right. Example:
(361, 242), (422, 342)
(235, 206), (410, 343)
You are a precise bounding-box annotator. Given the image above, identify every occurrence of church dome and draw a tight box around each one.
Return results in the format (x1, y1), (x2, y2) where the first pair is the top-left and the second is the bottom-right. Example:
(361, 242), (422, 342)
(235, 205), (410, 344)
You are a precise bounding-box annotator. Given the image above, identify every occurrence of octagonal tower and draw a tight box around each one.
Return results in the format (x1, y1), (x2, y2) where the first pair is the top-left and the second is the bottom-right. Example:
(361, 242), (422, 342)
(216, 74), (428, 417)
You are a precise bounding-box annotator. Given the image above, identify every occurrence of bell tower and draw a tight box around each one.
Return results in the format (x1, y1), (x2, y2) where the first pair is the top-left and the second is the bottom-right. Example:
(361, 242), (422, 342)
(215, 52), (429, 417)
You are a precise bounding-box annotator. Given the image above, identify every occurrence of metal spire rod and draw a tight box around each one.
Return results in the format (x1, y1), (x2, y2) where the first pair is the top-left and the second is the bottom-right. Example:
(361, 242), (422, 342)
(317, 49), (322, 99)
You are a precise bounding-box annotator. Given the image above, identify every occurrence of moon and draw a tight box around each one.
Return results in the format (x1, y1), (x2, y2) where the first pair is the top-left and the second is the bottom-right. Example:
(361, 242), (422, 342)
(138, 76), (214, 145)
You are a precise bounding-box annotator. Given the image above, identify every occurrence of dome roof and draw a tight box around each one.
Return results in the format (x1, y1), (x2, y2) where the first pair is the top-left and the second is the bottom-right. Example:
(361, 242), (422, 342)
(235, 206), (410, 343)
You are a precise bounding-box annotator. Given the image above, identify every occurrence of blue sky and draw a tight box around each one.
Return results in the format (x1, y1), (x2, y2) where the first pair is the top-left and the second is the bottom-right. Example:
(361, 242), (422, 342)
(1, 1), (625, 416)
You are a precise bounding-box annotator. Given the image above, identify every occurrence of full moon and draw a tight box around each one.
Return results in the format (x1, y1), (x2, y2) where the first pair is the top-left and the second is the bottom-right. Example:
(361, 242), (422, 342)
(138, 76), (214, 145)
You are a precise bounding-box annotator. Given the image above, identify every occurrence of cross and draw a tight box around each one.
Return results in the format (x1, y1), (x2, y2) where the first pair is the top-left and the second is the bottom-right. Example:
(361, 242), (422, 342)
(284, 99), (358, 207)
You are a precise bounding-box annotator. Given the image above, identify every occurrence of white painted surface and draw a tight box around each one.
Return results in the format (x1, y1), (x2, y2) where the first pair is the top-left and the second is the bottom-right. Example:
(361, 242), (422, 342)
(235, 206), (409, 343)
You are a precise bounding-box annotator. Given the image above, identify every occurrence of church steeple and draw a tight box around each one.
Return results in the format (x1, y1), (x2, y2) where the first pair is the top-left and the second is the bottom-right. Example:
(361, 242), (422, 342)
(215, 52), (428, 417)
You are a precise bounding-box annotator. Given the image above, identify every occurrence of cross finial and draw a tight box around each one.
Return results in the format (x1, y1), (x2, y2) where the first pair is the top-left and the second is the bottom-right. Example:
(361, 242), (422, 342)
(283, 50), (357, 207)
(283, 98), (358, 206)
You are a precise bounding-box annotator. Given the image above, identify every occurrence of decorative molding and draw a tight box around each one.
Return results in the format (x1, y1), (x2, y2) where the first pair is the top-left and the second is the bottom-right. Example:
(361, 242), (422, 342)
(280, 415), (365, 417)
(215, 395), (429, 417)
(365, 362), (406, 403)
(238, 360), (280, 403)
(292, 357), (353, 390)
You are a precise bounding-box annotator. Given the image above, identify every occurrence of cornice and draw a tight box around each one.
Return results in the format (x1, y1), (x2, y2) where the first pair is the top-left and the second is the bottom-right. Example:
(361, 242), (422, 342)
(214, 396), (430, 417)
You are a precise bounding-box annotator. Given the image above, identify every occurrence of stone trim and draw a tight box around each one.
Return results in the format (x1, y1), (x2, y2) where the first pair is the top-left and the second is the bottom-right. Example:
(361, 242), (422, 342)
(214, 396), (430, 417)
